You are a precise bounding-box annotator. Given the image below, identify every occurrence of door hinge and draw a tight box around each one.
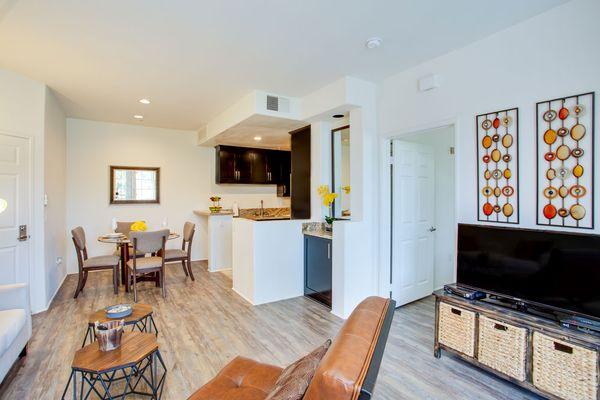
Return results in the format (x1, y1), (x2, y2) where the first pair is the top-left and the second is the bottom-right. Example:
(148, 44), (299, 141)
(449, 146), (455, 155)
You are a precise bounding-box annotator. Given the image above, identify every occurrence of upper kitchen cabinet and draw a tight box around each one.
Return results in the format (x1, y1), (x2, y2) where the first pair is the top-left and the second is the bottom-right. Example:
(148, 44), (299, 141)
(290, 126), (311, 219)
(215, 145), (237, 183)
(215, 145), (291, 186)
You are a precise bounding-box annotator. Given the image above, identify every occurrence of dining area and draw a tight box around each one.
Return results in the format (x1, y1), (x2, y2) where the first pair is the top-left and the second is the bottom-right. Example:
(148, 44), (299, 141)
(71, 220), (196, 301)
(65, 165), (200, 302)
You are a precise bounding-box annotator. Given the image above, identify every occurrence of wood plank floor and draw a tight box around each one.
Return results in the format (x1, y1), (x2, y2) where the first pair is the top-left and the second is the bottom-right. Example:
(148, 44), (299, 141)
(0, 261), (542, 399)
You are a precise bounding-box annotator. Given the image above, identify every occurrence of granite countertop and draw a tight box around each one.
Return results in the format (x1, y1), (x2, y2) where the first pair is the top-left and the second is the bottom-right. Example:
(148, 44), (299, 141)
(194, 209), (234, 217)
(302, 222), (332, 239)
(239, 207), (291, 221)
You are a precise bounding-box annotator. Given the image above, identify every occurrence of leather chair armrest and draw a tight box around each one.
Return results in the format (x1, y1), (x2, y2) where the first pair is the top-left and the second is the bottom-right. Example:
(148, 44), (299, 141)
(0, 283), (30, 312)
(188, 356), (282, 400)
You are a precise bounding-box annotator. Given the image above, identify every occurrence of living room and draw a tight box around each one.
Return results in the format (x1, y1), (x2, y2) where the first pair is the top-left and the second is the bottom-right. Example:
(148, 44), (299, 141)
(0, 0), (599, 399)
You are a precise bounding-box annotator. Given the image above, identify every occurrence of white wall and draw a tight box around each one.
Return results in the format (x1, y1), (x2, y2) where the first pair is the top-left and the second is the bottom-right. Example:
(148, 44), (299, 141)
(66, 118), (288, 274)
(403, 126), (455, 289)
(44, 88), (67, 304)
(0, 68), (48, 312)
(379, 0), (600, 236)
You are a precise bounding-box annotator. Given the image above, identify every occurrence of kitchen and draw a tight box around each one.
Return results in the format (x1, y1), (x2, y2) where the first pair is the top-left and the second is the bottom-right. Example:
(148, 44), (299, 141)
(195, 98), (347, 311)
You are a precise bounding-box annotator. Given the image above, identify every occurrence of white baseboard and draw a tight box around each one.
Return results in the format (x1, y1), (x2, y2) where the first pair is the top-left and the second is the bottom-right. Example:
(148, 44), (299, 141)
(232, 287), (255, 305)
(33, 271), (69, 315)
(209, 268), (232, 273)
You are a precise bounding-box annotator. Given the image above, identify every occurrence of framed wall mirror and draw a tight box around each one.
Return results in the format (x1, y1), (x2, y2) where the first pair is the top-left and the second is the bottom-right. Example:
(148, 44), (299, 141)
(110, 166), (160, 204)
(331, 125), (350, 219)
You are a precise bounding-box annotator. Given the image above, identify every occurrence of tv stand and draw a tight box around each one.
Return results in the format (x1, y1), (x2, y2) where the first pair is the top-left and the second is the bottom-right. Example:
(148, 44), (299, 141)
(434, 290), (599, 400)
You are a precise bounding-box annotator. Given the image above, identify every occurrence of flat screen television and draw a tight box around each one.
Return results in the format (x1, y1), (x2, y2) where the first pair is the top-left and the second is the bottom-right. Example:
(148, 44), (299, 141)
(457, 224), (600, 321)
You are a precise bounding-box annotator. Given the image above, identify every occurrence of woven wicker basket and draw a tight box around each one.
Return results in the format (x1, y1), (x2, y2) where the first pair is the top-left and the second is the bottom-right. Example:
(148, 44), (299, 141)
(477, 315), (527, 381)
(532, 332), (598, 400)
(438, 302), (476, 357)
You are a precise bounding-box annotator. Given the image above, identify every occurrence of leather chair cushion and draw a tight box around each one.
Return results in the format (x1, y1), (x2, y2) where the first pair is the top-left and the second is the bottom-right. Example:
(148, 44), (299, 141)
(83, 255), (119, 268)
(188, 356), (282, 400)
(127, 256), (163, 270)
(0, 309), (26, 355)
(164, 249), (187, 260)
(265, 339), (331, 400)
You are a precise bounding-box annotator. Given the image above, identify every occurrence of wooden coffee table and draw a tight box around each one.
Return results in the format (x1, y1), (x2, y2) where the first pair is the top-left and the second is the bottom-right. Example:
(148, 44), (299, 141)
(61, 332), (167, 399)
(82, 303), (157, 347)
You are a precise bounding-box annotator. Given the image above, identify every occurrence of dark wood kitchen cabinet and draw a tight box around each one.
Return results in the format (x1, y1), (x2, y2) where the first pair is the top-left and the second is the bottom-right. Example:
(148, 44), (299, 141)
(276, 151), (291, 197)
(290, 126), (311, 219)
(215, 145), (291, 186)
(304, 234), (332, 308)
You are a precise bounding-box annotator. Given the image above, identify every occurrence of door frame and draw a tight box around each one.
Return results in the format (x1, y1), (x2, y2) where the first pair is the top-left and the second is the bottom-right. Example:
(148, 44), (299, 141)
(378, 117), (460, 300)
(0, 130), (35, 296)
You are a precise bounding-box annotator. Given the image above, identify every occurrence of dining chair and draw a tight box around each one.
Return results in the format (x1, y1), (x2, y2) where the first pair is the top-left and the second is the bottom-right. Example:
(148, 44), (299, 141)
(71, 227), (120, 298)
(163, 221), (195, 281)
(115, 221), (145, 258)
(127, 229), (170, 302)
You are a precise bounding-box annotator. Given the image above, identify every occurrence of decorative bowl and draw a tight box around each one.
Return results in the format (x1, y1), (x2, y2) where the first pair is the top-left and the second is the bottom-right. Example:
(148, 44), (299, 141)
(106, 304), (132, 319)
(209, 206), (223, 213)
(95, 320), (124, 352)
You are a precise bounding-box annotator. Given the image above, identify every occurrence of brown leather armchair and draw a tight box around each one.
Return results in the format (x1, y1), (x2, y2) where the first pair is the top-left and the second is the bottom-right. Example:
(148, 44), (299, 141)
(188, 296), (395, 400)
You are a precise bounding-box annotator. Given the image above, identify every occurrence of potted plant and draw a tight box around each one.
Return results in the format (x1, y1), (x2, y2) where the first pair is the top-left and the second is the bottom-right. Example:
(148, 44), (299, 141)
(317, 185), (338, 232)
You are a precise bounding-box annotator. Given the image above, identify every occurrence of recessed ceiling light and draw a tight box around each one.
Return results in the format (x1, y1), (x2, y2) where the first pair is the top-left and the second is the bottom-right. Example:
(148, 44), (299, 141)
(365, 37), (382, 49)
(133, 115), (144, 120)
(333, 114), (344, 119)
(139, 98), (151, 104)
(254, 136), (262, 141)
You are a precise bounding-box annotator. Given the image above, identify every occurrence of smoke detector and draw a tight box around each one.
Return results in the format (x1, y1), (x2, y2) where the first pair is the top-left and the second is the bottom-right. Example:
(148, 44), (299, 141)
(365, 37), (382, 49)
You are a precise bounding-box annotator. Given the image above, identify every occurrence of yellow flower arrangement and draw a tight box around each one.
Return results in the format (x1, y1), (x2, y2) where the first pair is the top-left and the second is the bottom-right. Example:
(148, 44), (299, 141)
(317, 185), (338, 207)
(130, 221), (147, 232)
(317, 185), (338, 226)
(342, 185), (351, 194)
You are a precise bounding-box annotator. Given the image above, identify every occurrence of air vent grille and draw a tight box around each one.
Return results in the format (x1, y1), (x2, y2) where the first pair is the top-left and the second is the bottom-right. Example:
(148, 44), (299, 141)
(266, 95), (279, 111)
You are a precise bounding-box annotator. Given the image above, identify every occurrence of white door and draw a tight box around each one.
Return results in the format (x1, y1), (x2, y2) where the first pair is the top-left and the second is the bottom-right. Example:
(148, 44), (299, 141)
(0, 133), (30, 286)
(391, 140), (435, 306)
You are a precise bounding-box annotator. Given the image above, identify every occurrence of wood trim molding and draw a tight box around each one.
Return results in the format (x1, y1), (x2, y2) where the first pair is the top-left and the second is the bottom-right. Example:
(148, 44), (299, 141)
(109, 165), (160, 205)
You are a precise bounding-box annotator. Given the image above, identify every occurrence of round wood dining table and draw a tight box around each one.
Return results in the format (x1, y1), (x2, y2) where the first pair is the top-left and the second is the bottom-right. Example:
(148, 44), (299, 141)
(98, 232), (180, 290)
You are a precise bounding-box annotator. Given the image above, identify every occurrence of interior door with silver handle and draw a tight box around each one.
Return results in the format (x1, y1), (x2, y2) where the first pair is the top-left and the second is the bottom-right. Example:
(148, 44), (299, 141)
(18, 225), (29, 241)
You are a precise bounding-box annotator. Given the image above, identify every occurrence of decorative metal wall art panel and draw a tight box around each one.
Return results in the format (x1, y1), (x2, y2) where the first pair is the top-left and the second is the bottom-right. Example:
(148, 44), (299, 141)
(536, 92), (595, 229)
(477, 108), (519, 224)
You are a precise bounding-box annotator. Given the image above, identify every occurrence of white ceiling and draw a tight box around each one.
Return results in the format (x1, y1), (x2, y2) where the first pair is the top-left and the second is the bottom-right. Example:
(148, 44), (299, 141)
(208, 114), (306, 150)
(0, 0), (567, 130)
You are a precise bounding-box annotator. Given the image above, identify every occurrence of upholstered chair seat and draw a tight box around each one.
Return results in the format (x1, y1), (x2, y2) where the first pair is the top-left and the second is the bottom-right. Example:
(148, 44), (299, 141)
(84, 255), (120, 268)
(188, 357), (282, 400)
(164, 249), (187, 259)
(71, 226), (119, 298)
(127, 256), (163, 270)
(127, 229), (170, 302)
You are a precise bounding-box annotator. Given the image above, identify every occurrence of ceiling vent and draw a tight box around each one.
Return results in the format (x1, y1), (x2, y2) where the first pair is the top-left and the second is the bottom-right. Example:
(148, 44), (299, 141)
(266, 95), (290, 113)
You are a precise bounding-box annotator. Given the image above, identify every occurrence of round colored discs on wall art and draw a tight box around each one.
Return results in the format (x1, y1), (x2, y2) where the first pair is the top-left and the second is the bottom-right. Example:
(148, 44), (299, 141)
(536, 92), (594, 229)
(477, 108), (519, 224)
